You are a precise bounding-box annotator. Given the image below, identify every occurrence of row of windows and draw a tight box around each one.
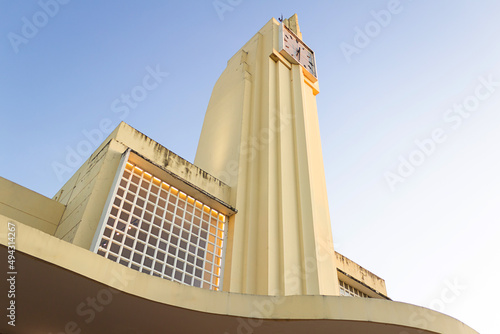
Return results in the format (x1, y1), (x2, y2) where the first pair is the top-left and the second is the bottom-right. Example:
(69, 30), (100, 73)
(339, 280), (370, 298)
(116, 183), (223, 226)
(99, 218), (222, 270)
(97, 245), (217, 289)
(111, 195), (224, 243)
(122, 165), (225, 223)
(95, 161), (227, 290)
(106, 207), (223, 257)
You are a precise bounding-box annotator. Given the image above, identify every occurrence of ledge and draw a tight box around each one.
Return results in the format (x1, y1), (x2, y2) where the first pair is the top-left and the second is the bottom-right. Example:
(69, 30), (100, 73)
(0, 219), (478, 334)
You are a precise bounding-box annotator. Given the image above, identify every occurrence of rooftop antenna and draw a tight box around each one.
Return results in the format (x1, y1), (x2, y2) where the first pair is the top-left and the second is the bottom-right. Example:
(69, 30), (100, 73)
(278, 14), (284, 22)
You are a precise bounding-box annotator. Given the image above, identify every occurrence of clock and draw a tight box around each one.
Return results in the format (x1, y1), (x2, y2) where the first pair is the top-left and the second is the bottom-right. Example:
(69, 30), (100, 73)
(279, 23), (318, 82)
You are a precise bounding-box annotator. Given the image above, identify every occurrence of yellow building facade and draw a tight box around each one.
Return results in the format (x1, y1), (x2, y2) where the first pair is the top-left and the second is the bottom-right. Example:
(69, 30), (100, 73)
(0, 15), (477, 334)
(195, 14), (336, 297)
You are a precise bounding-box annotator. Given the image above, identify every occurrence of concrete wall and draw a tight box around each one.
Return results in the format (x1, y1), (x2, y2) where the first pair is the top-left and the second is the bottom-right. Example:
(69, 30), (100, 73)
(53, 140), (125, 248)
(336, 252), (388, 297)
(52, 122), (234, 250)
(0, 220), (479, 334)
(0, 177), (65, 235)
(0, 173), (389, 299)
(194, 16), (338, 296)
(111, 122), (232, 206)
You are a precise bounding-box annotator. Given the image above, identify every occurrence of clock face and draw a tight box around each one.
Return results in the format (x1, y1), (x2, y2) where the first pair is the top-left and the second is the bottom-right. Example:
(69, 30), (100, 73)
(280, 24), (317, 81)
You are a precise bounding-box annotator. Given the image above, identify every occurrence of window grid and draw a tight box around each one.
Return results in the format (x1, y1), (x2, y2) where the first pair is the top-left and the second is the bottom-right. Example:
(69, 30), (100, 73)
(96, 161), (227, 291)
(339, 280), (370, 298)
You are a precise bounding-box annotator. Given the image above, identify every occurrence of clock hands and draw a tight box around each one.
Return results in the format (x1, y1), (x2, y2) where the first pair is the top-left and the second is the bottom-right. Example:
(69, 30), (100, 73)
(296, 38), (301, 60)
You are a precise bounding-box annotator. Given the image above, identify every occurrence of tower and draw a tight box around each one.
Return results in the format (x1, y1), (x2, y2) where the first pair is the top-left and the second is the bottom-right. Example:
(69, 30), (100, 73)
(0, 13), (480, 334)
(195, 15), (338, 296)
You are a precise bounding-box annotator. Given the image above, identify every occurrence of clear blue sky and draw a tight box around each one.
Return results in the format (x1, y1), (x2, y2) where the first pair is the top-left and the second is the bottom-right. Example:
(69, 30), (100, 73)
(1, 1), (499, 332)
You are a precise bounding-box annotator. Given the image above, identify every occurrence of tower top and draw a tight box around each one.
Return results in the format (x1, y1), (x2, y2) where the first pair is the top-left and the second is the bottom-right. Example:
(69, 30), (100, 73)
(282, 13), (302, 39)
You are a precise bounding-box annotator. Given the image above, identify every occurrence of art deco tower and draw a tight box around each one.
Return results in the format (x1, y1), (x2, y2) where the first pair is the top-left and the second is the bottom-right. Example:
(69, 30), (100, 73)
(195, 15), (339, 296)
(0, 14), (479, 334)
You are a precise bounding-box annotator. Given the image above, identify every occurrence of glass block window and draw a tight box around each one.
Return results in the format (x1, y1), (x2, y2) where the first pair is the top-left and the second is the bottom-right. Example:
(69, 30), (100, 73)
(339, 280), (370, 298)
(95, 161), (227, 291)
